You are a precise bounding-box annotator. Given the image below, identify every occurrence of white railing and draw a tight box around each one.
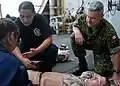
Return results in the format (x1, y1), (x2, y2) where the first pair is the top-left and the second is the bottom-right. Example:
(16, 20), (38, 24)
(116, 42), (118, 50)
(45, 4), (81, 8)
(37, 0), (48, 14)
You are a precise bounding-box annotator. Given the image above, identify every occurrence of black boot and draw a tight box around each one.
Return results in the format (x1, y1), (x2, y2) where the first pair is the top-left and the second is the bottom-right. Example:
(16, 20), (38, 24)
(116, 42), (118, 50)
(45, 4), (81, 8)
(73, 56), (88, 76)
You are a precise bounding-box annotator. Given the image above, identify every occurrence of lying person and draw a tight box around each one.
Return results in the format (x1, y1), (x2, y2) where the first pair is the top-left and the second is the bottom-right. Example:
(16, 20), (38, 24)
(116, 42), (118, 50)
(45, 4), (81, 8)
(28, 71), (116, 86)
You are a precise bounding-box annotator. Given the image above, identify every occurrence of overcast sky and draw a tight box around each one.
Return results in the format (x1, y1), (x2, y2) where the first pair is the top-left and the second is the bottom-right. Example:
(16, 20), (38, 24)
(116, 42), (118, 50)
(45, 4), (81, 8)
(0, 0), (42, 17)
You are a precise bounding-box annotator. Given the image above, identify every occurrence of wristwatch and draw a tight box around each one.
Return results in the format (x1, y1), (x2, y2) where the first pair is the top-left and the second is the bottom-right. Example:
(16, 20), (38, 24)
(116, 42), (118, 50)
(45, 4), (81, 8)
(113, 69), (120, 74)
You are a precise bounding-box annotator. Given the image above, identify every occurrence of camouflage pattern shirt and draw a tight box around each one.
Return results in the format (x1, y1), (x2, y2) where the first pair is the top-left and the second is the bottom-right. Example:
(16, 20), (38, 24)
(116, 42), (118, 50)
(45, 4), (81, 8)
(73, 14), (120, 76)
(63, 71), (116, 86)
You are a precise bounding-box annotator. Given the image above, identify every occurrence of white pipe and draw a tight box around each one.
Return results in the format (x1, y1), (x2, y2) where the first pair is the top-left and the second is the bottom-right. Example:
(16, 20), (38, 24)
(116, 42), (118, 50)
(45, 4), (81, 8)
(37, 0), (48, 14)
(0, 4), (2, 18)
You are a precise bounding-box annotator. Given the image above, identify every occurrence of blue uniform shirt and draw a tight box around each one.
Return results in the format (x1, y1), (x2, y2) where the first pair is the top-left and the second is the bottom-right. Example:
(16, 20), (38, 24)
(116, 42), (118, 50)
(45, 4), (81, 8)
(0, 44), (21, 86)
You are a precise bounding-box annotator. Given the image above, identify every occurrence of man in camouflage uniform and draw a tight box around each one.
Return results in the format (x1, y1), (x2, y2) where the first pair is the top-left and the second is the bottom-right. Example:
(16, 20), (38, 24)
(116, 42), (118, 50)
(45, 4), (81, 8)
(70, 0), (120, 82)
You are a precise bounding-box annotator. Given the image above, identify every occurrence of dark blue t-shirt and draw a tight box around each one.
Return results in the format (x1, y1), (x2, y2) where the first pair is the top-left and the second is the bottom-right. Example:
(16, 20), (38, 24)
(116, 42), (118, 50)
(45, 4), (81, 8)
(0, 44), (20, 86)
(15, 14), (53, 49)
(0, 43), (29, 86)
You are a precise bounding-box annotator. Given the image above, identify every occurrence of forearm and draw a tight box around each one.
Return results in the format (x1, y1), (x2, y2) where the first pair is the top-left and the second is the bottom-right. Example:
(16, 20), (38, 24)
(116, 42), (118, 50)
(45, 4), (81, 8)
(12, 46), (23, 61)
(114, 51), (120, 70)
(73, 27), (81, 33)
(36, 36), (52, 53)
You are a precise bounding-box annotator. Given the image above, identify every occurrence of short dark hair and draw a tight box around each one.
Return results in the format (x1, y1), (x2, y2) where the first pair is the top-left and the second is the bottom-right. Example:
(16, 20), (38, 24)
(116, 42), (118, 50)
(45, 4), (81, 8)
(18, 1), (35, 13)
(0, 18), (18, 38)
(87, 1), (104, 13)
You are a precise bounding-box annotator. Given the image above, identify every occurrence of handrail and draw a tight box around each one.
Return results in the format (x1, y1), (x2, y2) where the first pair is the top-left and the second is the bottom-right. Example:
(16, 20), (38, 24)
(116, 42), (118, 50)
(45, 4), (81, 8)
(37, 0), (48, 14)
(0, 4), (2, 18)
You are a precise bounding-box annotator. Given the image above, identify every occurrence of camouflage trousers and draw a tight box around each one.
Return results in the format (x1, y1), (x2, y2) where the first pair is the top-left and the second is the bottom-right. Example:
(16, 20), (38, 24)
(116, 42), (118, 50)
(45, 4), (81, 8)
(70, 33), (113, 77)
(93, 54), (113, 77)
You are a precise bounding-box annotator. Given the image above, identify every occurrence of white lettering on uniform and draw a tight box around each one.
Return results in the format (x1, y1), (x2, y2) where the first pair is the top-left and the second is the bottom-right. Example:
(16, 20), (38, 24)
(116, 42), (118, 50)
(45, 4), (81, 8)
(34, 28), (41, 36)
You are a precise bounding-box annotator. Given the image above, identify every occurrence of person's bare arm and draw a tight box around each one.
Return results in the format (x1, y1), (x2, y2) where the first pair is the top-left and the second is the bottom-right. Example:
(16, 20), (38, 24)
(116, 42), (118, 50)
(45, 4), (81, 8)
(23, 36), (52, 58)
(73, 26), (85, 45)
(73, 27), (80, 33)
(113, 51), (120, 80)
(36, 36), (52, 53)
(12, 46), (36, 68)
(114, 51), (120, 72)
(12, 46), (23, 61)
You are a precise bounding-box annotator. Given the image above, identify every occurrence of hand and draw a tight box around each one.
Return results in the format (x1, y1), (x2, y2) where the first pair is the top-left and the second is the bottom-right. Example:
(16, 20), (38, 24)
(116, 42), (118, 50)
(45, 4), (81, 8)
(22, 48), (38, 58)
(112, 73), (120, 85)
(22, 52), (32, 58)
(21, 58), (36, 69)
(74, 30), (85, 45)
